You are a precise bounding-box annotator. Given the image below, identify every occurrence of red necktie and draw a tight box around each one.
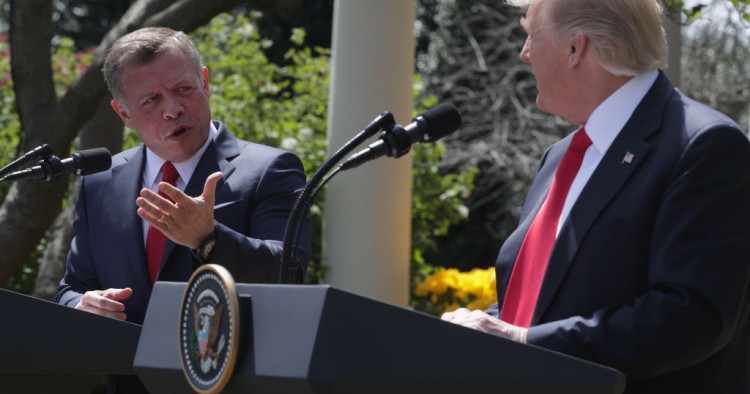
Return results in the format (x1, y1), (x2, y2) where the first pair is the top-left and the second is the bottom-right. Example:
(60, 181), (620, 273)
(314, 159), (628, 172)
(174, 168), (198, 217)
(501, 129), (592, 327)
(146, 161), (179, 285)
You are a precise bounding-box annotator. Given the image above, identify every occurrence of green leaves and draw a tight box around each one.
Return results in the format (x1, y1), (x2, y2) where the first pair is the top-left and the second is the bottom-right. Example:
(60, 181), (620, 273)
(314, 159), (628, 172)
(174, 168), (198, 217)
(192, 12), (476, 284)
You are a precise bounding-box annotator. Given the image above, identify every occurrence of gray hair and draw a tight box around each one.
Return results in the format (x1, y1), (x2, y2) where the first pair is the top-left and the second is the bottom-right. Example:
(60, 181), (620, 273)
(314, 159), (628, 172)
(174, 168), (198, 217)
(508, 0), (668, 76)
(102, 27), (204, 103)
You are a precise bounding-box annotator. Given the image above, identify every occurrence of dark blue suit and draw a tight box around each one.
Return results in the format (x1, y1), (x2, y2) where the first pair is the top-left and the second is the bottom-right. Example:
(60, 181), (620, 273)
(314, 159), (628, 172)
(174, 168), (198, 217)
(492, 73), (750, 392)
(56, 121), (310, 325)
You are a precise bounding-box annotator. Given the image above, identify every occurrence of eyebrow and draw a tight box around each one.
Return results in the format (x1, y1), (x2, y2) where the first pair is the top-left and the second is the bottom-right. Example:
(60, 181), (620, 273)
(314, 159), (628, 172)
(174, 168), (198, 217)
(138, 77), (198, 99)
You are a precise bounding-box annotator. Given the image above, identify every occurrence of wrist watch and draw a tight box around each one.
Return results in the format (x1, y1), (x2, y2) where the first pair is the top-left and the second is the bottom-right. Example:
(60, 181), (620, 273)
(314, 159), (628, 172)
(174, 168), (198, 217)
(194, 222), (218, 263)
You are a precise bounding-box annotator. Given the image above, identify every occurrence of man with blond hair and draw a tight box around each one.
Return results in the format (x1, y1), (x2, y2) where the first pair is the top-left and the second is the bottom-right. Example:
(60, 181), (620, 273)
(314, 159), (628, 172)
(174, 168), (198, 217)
(443, 0), (750, 391)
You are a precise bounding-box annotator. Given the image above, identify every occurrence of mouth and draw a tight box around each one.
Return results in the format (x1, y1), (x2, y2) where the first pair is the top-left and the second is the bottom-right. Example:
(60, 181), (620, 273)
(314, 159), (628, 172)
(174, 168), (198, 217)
(168, 126), (189, 139)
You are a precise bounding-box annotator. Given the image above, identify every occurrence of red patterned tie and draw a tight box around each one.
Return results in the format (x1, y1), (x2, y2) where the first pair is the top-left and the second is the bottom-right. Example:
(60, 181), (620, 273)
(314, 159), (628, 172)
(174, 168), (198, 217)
(501, 129), (592, 327)
(146, 161), (179, 285)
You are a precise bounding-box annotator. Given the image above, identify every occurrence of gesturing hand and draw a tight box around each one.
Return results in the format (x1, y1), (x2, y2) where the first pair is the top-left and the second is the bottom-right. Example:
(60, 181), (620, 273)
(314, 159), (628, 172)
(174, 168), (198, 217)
(136, 171), (223, 249)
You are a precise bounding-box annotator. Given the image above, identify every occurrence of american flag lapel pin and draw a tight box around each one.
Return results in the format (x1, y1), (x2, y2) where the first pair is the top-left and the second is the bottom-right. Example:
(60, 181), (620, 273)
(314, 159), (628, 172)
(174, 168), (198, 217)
(622, 151), (635, 164)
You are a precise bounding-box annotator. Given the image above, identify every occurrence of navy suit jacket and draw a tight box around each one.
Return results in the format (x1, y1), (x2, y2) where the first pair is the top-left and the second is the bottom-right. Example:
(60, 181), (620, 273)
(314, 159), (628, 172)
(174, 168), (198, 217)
(492, 73), (750, 392)
(56, 121), (310, 325)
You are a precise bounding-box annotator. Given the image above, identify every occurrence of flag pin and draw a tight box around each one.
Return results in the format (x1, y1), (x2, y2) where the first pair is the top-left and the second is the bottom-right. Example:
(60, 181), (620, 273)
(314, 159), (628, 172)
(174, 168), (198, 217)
(622, 152), (635, 164)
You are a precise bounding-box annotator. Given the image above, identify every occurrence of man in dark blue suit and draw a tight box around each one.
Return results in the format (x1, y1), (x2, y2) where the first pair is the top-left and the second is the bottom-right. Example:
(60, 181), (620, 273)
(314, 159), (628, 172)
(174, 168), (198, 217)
(56, 27), (310, 326)
(442, 0), (750, 392)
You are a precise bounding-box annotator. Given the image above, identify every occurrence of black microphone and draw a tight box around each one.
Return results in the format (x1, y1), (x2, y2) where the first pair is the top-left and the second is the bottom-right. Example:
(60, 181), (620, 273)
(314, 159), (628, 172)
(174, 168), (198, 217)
(0, 144), (53, 178)
(340, 103), (462, 170)
(1, 147), (112, 182)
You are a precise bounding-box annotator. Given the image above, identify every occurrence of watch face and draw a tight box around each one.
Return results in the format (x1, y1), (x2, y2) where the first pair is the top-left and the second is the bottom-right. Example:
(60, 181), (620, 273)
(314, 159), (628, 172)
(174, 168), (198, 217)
(201, 239), (216, 261)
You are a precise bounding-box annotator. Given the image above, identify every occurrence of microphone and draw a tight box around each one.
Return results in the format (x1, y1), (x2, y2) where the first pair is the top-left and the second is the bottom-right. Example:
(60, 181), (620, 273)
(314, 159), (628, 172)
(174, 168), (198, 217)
(1, 147), (112, 182)
(340, 103), (462, 170)
(0, 144), (53, 177)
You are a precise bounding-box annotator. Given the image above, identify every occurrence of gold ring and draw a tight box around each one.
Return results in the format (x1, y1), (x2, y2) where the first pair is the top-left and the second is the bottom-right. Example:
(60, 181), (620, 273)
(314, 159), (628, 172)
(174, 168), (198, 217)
(159, 211), (166, 222)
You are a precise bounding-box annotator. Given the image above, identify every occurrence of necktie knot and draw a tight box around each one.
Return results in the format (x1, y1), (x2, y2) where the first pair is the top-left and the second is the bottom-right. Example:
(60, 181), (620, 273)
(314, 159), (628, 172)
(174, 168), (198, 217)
(161, 161), (179, 185)
(569, 128), (592, 152)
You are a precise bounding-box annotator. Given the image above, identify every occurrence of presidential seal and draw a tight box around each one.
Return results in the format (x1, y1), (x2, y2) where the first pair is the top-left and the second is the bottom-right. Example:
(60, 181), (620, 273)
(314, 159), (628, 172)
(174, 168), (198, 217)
(179, 264), (240, 394)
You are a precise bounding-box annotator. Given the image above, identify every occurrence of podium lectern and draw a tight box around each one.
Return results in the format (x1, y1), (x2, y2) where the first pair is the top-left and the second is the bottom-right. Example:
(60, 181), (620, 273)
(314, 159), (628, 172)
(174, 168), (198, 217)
(0, 288), (141, 393)
(135, 282), (626, 394)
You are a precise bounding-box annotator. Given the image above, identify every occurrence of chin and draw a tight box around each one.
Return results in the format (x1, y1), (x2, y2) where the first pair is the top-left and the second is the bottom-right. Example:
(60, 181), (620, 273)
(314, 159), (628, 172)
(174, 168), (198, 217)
(535, 96), (549, 113)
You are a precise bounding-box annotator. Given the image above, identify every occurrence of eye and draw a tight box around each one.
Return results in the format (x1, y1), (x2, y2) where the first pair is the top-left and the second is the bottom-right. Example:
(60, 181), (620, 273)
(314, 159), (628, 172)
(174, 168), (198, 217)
(177, 86), (194, 94)
(140, 95), (159, 107)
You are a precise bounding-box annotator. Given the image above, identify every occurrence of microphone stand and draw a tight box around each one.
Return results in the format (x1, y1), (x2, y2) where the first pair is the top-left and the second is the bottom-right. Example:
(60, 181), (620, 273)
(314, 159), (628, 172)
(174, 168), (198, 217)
(278, 111), (396, 284)
(0, 144), (52, 179)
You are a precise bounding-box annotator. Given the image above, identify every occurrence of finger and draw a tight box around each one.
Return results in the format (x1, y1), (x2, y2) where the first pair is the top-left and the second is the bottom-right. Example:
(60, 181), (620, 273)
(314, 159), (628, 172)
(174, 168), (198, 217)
(201, 172), (223, 206)
(90, 293), (126, 312)
(102, 287), (133, 302)
(77, 302), (127, 320)
(158, 182), (193, 207)
(441, 312), (455, 321)
(136, 206), (167, 231)
(77, 291), (127, 320)
(452, 308), (471, 317)
(138, 188), (175, 212)
(136, 192), (174, 228)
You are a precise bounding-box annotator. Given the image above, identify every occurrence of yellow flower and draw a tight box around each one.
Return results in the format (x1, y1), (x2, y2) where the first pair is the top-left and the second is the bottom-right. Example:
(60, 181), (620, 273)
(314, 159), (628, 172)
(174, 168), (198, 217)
(414, 281), (430, 297)
(414, 267), (498, 313)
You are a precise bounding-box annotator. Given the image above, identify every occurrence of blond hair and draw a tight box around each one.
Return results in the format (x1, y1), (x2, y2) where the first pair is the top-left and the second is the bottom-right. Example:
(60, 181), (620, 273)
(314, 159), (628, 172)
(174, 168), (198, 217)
(508, 0), (668, 76)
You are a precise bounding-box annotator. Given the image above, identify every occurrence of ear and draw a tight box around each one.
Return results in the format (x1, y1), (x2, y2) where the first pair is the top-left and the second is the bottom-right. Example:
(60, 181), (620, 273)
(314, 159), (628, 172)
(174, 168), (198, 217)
(568, 33), (589, 67)
(201, 67), (210, 96)
(111, 100), (133, 129)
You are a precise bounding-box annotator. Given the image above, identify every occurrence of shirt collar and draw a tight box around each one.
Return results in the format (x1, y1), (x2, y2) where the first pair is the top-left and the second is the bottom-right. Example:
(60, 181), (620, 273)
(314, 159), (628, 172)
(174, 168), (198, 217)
(584, 69), (658, 156)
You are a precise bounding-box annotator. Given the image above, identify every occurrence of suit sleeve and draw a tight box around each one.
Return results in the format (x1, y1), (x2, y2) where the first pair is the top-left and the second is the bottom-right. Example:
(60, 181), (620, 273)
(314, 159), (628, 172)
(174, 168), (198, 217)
(55, 178), (100, 307)
(526, 124), (750, 379)
(210, 150), (310, 283)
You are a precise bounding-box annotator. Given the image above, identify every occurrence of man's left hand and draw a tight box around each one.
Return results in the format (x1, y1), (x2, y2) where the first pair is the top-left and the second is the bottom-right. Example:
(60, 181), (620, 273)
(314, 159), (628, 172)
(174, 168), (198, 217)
(441, 308), (528, 343)
(136, 171), (223, 249)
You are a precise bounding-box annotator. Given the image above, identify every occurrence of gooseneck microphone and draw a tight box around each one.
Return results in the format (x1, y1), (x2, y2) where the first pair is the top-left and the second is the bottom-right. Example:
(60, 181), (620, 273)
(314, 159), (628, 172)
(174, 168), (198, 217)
(1, 147), (112, 182)
(279, 103), (462, 284)
(0, 144), (53, 178)
(340, 103), (462, 170)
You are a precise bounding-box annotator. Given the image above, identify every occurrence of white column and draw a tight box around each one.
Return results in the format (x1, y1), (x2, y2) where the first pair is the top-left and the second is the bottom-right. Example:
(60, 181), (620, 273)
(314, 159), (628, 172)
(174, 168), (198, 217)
(663, 13), (682, 88)
(323, 0), (416, 306)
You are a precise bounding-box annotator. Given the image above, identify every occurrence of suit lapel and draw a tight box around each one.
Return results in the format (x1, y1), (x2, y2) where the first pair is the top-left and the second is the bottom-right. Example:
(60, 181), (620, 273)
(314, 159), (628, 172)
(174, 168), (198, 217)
(531, 73), (675, 324)
(111, 146), (151, 294)
(183, 121), (239, 198)
(160, 121), (239, 271)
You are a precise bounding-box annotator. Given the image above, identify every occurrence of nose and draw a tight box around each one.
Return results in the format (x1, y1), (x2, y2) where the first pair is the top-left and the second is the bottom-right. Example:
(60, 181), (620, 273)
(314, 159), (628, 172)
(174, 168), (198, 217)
(519, 36), (531, 63)
(163, 96), (184, 120)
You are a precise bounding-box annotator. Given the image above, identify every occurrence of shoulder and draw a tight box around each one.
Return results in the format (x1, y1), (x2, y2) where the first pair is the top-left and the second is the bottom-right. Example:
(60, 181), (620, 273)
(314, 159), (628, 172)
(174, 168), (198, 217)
(235, 140), (305, 174)
(110, 145), (143, 167)
(652, 88), (748, 156)
(661, 91), (750, 173)
(215, 123), (304, 171)
(80, 145), (143, 187)
(673, 91), (742, 135)
(236, 139), (296, 160)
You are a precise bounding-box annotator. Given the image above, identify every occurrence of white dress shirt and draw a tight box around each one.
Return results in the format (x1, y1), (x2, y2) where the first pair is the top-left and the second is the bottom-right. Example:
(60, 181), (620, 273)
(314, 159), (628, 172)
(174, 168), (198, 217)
(556, 70), (659, 236)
